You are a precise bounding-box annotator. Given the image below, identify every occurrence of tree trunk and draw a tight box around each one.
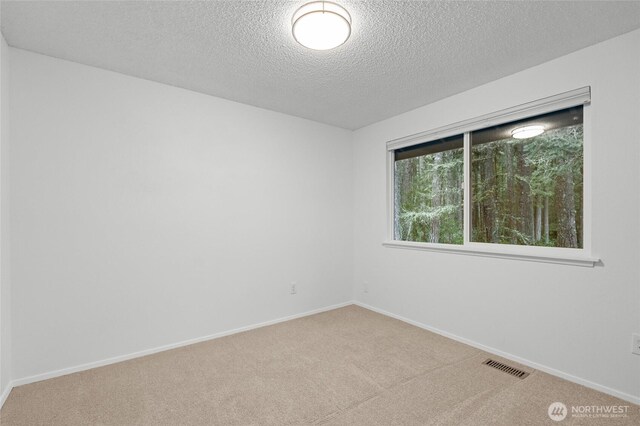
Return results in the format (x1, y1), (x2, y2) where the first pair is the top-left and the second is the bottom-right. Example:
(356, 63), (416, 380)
(504, 143), (515, 243)
(483, 146), (498, 243)
(544, 196), (550, 244)
(394, 162), (402, 239)
(575, 168), (583, 249)
(472, 159), (482, 241)
(555, 169), (578, 248)
(430, 153), (442, 243)
(394, 159), (418, 240)
(515, 143), (533, 243)
(474, 162), (483, 241)
(535, 199), (542, 242)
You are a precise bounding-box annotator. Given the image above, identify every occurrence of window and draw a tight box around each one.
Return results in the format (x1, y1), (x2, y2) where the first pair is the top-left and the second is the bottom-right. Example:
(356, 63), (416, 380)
(394, 135), (464, 244)
(471, 107), (584, 248)
(386, 87), (596, 266)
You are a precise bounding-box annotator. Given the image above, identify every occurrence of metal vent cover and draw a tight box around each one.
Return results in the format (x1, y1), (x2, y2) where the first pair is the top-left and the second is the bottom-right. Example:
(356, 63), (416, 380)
(483, 359), (530, 379)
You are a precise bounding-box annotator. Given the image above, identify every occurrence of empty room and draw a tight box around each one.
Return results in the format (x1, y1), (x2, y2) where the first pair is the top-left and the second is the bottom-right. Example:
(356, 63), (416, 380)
(0, 1), (639, 425)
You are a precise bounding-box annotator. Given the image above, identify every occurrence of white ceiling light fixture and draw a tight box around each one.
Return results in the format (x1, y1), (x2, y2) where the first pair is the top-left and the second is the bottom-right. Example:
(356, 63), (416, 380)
(292, 1), (351, 51)
(511, 125), (545, 139)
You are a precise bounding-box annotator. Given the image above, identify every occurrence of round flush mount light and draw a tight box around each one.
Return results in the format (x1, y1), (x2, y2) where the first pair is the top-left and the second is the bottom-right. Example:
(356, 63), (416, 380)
(511, 125), (545, 139)
(292, 1), (351, 50)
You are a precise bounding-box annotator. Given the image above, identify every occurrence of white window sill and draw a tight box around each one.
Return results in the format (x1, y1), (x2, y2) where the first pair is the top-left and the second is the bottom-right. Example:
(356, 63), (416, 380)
(382, 240), (600, 267)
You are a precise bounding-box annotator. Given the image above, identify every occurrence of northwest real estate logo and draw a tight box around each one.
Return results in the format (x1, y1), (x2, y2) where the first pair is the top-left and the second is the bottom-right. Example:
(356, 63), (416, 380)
(548, 402), (630, 421)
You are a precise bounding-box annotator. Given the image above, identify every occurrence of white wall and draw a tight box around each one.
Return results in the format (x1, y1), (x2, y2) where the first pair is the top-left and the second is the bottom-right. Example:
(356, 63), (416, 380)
(352, 29), (640, 402)
(0, 0), (6, 400)
(0, 31), (11, 399)
(9, 48), (353, 381)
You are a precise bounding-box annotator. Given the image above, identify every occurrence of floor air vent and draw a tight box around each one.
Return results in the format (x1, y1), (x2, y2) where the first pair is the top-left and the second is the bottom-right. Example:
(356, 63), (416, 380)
(483, 359), (530, 379)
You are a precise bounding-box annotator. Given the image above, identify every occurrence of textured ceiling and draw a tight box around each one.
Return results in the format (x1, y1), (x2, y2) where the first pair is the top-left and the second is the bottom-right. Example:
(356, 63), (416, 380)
(2, 1), (640, 130)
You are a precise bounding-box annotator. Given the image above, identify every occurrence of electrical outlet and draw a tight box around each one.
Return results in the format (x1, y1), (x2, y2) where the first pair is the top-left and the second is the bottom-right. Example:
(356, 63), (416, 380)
(363, 281), (369, 293)
(632, 334), (640, 355)
(290, 282), (297, 295)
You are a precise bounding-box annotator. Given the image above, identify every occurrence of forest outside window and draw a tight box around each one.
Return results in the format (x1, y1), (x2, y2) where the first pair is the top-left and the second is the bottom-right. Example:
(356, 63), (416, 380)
(471, 107), (583, 248)
(394, 135), (464, 244)
(387, 88), (595, 265)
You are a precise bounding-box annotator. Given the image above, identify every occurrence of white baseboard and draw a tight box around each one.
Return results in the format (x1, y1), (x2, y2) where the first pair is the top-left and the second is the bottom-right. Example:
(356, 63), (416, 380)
(0, 381), (12, 409)
(354, 301), (640, 406)
(10, 301), (354, 391)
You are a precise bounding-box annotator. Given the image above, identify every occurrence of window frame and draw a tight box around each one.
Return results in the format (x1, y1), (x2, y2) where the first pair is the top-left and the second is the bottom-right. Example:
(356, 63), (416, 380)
(384, 87), (599, 267)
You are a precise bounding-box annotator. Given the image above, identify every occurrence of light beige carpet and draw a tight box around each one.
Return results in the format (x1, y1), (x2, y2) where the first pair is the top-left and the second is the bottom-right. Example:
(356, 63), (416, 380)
(1, 305), (637, 425)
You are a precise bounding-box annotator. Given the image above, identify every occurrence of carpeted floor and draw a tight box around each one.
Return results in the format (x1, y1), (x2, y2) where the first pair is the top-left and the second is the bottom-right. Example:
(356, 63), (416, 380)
(1, 305), (637, 425)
